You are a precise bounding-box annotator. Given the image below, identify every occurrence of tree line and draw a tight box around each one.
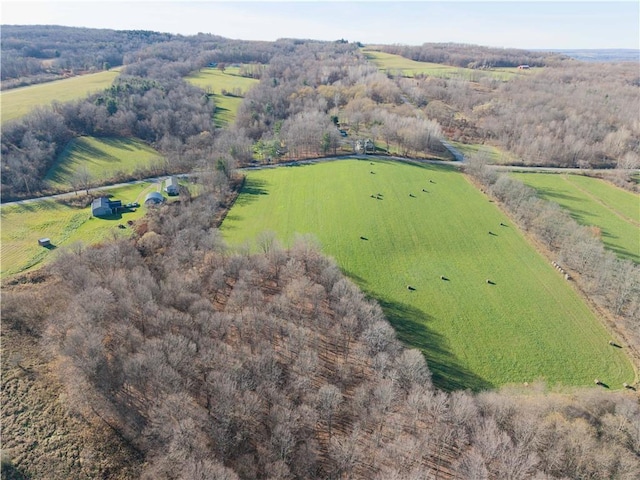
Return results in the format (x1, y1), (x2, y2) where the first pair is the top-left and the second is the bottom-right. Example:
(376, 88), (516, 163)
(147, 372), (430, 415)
(374, 43), (569, 69)
(466, 155), (640, 354)
(0, 26), (283, 89)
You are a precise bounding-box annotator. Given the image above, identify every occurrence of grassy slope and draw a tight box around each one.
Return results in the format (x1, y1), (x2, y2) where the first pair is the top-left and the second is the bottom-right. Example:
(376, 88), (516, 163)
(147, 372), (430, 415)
(449, 141), (517, 164)
(185, 67), (258, 126)
(1, 182), (159, 278)
(44, 136), (162, 191)
(362, 49), (522, 81)
(513, 173), (640, 263)
(221, 159), (634, 390)
(1, 69), (121, 124)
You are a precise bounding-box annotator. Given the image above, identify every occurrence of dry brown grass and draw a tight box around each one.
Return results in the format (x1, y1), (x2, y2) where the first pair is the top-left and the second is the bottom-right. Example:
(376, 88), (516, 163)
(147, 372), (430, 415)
(1, 278), (142, 480)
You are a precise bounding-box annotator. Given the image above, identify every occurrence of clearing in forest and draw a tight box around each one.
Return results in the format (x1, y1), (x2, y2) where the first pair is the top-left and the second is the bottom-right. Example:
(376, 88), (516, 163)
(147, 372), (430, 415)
(221, 158), (635, 390)
(362, 49), (521, 81)
(1, 68), (121, 124)
(185, 66), (260, 126)
(1, 182), (157, 278)
(512, 173), (640, 263)
(44, 137), (163, 192)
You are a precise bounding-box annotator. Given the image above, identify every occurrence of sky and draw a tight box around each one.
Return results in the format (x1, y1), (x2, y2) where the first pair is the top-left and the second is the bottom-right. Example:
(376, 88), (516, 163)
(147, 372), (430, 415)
(2, 1), (639, 50)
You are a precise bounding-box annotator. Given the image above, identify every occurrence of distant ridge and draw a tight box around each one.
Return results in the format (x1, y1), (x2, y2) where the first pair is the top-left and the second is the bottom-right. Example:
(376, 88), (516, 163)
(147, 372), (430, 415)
(546, 49), (639, 62)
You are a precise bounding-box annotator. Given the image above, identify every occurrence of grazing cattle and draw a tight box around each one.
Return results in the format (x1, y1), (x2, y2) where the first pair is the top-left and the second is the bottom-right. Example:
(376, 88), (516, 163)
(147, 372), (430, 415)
(370, 171), (375, 174)
(595, 379), (601, 385)
(429, 180), (435, 184)
(440, 275), (449, 281)
(407, 285), (416, 291)
(360, 236), (368, 241)
(422, 189), (427, 192)
(409, 193), (415, 198)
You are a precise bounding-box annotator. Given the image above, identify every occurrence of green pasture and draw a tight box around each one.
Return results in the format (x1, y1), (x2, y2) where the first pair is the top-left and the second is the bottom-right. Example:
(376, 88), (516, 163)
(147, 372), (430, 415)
(1, 68), (121, 124)
(1, 182), (158, 278)
(211, 94), (244, 127)
(362, 49), (521, 81)
(221, 159), (635, 390)
(44, 136), (163, 191)
(512, 173), (640, 263)
(186, 67), (258, 126)
(450, 141), (516, 164)
(186, 66), (258, 95)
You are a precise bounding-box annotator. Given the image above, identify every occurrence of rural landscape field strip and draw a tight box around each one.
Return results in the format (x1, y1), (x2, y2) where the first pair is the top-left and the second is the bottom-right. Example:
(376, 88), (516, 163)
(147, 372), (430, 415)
(0, 68), (121, 124)
(513, 173), (640, 263)
(44, 136), (163, 191)
(221, 159), (635, 390)
(362, 49), (520, 80)
(185, 66), (259, 126)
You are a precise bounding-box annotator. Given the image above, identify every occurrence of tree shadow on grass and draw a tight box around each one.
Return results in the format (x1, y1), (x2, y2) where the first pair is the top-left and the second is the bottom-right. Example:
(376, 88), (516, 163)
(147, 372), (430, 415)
(45, 138), (118, 185)
(234, 177), (269, 207)
(376, 296), (494, 392)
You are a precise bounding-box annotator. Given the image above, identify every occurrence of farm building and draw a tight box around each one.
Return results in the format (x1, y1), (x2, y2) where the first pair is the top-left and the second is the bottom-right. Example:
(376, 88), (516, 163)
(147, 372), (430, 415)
(164, 176), (179, 195)
(355, 138), (375, 154)
(144, 191), (165, 206)
(38, 238), (51, 247)
(92, 197), (122, 217)
(517, 64), (531, 70)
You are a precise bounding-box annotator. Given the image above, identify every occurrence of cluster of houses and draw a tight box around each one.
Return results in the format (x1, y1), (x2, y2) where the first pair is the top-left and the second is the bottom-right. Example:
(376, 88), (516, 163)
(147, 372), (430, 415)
(91, 177), (181, 217)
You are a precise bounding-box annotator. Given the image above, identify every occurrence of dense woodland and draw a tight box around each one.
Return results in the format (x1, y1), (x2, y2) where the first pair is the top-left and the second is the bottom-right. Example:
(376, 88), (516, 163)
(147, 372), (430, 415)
(2, 26), (640, 479)
(374, 43), (568, 69)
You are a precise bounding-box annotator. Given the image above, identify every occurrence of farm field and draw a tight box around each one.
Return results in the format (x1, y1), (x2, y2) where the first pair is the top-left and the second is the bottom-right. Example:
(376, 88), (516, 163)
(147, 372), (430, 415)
(221, 158), (635, 390)
(362, 49), (522, 81)
(512, 173), (640, 263)
(44, 136), (163, 191)
(1, 182), (160, 278)
(1, 68), (121, 124)
(449, 141), (517, 164)
(185, 66), (259, 126)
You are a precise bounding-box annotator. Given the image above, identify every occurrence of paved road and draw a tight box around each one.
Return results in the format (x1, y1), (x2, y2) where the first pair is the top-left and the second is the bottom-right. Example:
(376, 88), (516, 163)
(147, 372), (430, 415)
(2, 154), (630, 208)
(1, 176), (171, 207)
(440, 141), (466, 162)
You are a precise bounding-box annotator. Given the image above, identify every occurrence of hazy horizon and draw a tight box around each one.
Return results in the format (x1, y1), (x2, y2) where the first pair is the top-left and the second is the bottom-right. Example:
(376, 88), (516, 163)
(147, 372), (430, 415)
(2, 1), (639, 50)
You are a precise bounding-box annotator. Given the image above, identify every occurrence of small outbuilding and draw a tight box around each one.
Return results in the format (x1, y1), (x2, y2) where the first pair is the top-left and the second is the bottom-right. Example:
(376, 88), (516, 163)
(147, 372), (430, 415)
(38, 238), (51, 247)
(144, 191), (165, 206)
(92, 197), (122, 217)
(164, 176), (179, 196)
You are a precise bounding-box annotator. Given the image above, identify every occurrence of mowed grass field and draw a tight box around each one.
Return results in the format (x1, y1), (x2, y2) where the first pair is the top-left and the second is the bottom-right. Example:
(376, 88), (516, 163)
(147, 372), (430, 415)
(1, 182), (160, 278)
(221, 159), (635, 390)
(185, 67), (259, 126)
(1, 68), (121, 124)
(363, 49), (523, 81)
(512, 173), (640, 263)
(45, 136), (163, 191)
(449, 141), (517, 164)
